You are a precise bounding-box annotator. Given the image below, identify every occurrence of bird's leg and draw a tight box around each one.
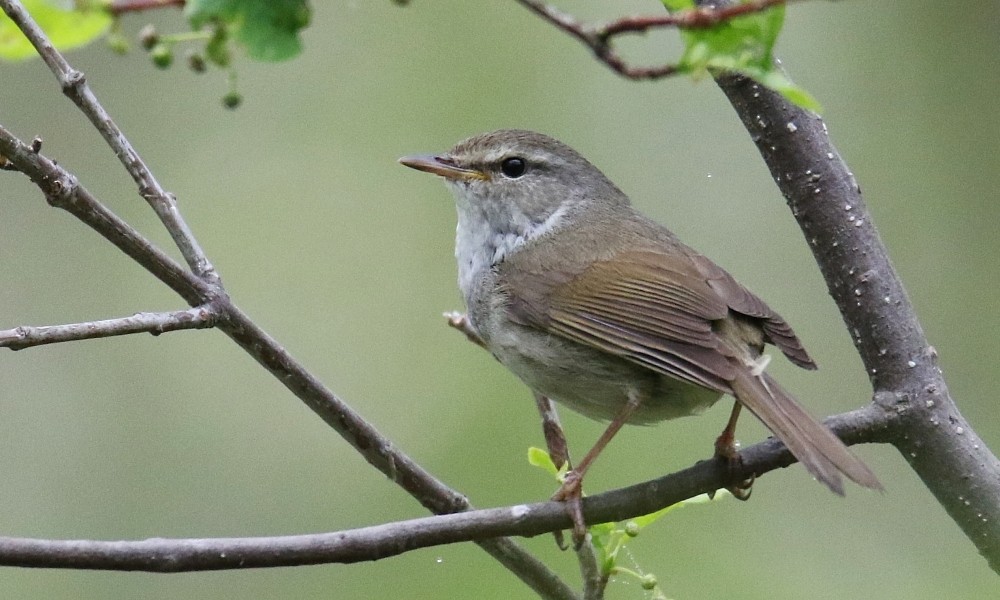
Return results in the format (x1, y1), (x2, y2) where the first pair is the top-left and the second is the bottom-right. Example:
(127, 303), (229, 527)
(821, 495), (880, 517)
(713, 400), (754, 500)
(553, 388), (643, 547)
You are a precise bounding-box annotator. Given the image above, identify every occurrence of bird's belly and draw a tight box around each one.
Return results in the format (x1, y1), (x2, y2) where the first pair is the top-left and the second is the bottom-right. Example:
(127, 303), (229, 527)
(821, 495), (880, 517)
(487, 324), (724, 425)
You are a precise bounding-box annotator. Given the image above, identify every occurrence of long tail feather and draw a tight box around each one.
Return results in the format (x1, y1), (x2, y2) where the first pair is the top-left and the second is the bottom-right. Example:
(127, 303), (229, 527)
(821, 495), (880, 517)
(730, 366), (882, 494)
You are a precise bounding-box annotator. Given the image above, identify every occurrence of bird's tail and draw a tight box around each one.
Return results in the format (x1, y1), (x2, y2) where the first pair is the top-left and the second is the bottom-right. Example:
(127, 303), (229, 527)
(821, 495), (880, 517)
(729, 365), (882, 494)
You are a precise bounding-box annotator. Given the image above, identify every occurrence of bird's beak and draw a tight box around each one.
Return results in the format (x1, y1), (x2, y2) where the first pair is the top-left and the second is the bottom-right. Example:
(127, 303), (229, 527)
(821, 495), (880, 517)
(398, 154), (488, 181)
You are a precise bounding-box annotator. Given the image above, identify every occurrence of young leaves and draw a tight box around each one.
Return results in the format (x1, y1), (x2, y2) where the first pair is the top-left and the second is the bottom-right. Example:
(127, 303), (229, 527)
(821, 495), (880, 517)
(185, 0), (310, 62)
(0, 0), (310, 64)
(662, 0), (820, 111)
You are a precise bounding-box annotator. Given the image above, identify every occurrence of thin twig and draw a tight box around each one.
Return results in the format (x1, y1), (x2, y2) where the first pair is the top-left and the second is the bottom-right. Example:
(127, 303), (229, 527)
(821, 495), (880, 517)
(0, 306), (219, 350)
(444, 310), (487, 348)
(0, 126), (209, 304)
(0, 0), (216, 282)
(576, 536), (605, 600)
(0, 404), (895, 571)
(514, 0), (791, 80)
(445, 313), (573, 471)
(107, 0), (185, 15)
(599, 0), (791, 34)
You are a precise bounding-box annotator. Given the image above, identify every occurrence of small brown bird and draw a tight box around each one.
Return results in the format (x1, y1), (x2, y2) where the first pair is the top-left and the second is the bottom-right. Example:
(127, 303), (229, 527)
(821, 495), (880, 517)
(401, 129), (881, 535)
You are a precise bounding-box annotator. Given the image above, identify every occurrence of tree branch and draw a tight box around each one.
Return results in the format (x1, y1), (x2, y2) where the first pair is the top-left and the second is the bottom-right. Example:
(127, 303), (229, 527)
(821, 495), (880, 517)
(0, 404), (892, 571)
(0, 0), (215, 281)
(692, 0), (1000, 574)
(107, 0), (185, 15)
(0, 306), (219, 350)
(711, 70), (1000, 573)
(513, 0), (792, 80)
(0, 125), (209, 305)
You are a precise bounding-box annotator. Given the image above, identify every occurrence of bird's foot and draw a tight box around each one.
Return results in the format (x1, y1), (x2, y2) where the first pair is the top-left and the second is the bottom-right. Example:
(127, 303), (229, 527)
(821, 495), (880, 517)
(713, 433), (754, 501)
(552, 470), (587, 548)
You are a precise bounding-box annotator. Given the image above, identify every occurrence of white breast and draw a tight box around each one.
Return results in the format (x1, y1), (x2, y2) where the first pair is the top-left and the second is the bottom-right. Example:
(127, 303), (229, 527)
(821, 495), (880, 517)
(454, 199), (569, 300)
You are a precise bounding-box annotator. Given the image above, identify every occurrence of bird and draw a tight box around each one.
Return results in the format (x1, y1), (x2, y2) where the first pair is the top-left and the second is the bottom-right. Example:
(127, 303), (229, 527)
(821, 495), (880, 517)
(400, 129), (881, 539)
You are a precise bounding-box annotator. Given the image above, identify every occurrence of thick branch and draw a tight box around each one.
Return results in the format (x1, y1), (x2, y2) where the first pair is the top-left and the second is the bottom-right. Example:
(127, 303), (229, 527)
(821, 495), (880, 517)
(710, 70), (1000, 574)
(0, 405), (892, 571)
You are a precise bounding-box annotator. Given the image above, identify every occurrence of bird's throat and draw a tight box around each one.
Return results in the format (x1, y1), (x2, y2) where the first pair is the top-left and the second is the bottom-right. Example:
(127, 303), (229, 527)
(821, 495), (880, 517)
(454, 201), (571, 300)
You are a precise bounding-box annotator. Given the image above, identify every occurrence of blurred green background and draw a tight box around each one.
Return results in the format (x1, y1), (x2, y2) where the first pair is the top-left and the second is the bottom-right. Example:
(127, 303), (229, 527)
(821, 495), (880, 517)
(1, 1), (998, 598)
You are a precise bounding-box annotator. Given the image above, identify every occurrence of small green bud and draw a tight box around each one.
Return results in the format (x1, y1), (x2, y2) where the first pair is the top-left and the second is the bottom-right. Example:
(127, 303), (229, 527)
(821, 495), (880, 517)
(222, 91), (242, 109)
(186, 50), (207, 73)
(107, 33), (129, 55)
(640, 573), (658, 590)
(150, 43), (173, 69)
(624, 521), (641, 537)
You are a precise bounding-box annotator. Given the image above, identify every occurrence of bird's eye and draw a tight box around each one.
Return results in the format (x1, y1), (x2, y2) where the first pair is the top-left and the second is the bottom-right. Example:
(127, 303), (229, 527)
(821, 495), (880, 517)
(500, 157), (526, 178)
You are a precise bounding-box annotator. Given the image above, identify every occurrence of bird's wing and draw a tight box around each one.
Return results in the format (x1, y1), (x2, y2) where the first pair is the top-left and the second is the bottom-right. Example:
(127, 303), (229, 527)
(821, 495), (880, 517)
(503, 249), (814, 394)
(687, 252), (816, 370)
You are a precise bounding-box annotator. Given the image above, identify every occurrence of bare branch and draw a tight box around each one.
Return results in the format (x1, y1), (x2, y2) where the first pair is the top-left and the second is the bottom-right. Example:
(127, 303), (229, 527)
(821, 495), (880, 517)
(575, 537), (605, 600)
(674, 0), (1000, 570)
(515, 0), (677, 80)
(0, 404), (893, 572)
(0, 0), (215, 282)
(0, 306), (218, 351)
(708, 69), (1000, 575)
(599, 0), (791, 34)
(0, 125), (209, 305)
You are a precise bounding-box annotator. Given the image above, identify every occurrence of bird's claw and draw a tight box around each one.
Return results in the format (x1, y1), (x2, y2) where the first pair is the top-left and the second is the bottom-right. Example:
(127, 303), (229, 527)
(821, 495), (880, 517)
(552, 470), (588, 548)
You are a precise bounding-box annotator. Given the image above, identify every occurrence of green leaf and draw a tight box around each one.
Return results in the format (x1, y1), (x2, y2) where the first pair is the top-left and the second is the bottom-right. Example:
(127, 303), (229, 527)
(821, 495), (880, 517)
(660, 0), (821, 111)
(588, 521), (617, 549)
(674, 1), (784, 76)
(527, 446), (570, 480)
(629, 491), (726, 530)
(753, 67), (822, 112)
(185, 0), (310, 62)
(661, 0), (694, 11)
(205, 25), (231, 67)
(0, 0), (112, 61)
(527, 446), (560, 477)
